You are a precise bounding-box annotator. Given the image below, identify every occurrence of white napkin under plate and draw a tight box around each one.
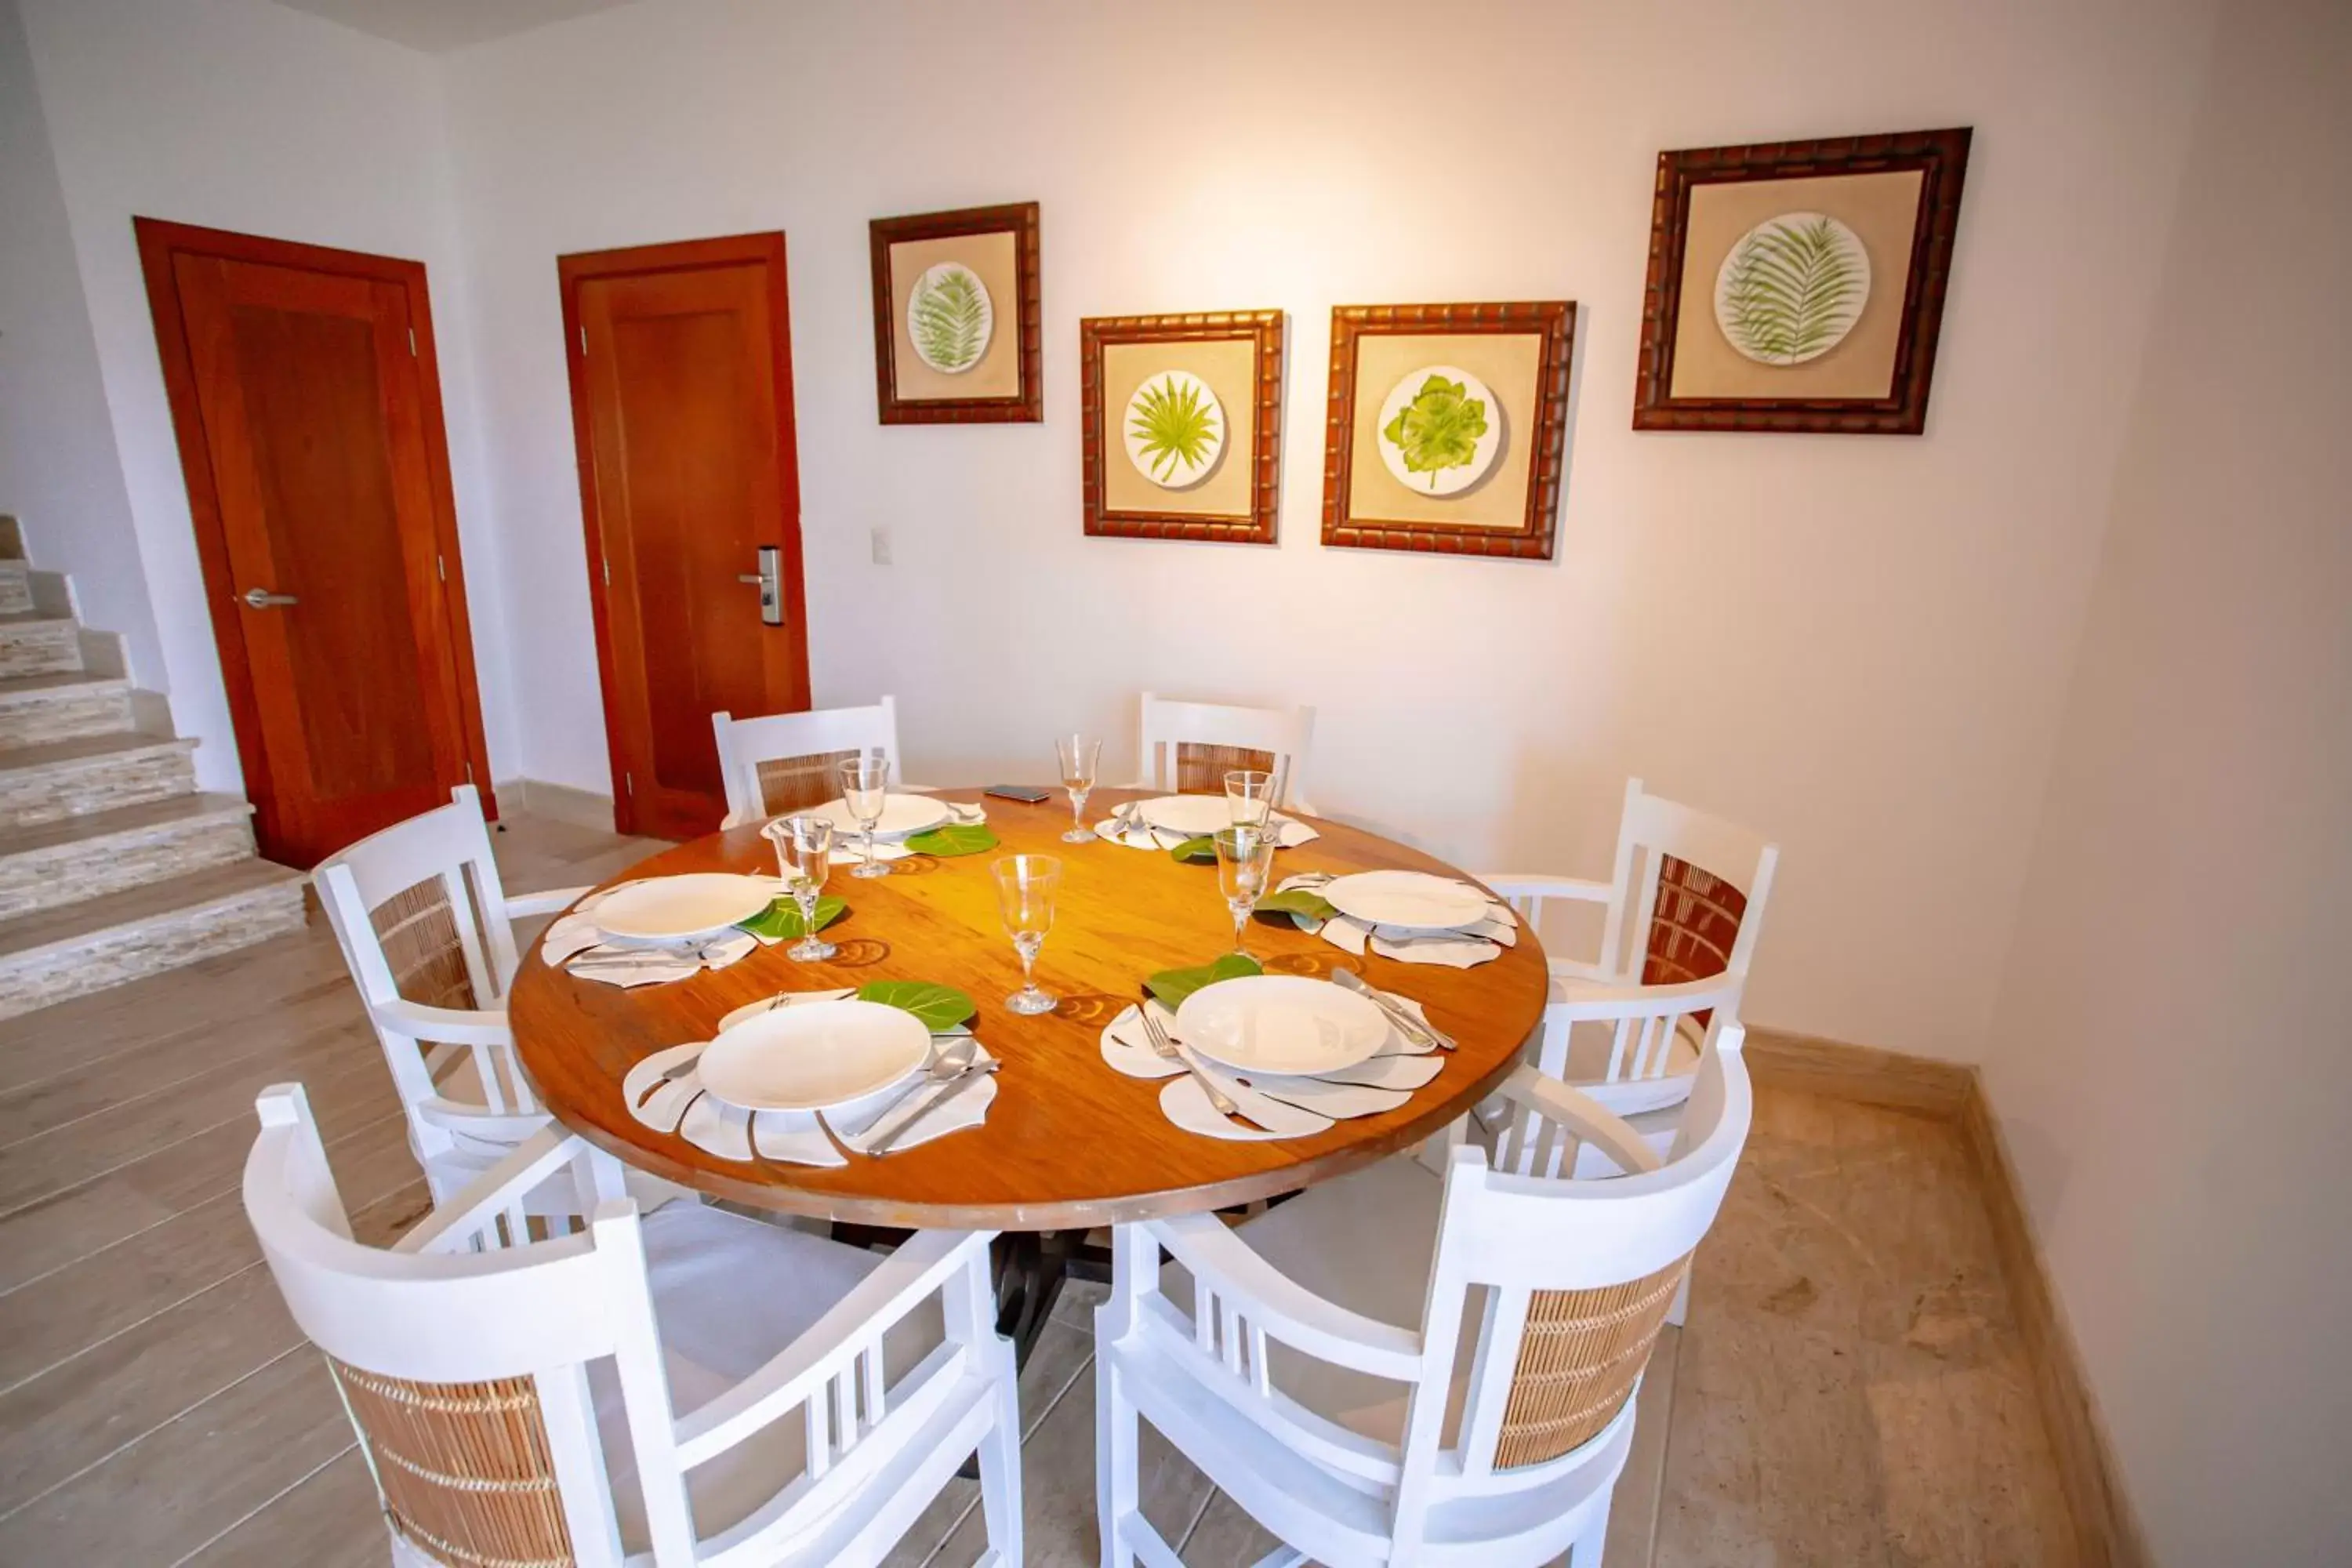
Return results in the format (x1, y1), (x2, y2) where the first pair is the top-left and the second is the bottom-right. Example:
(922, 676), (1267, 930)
(625, 988), (997, 1166)
(1099, 993), (1445, 1142)
(541, 875), (792, 986)
(1094, 812), (1320, 852)
(1280, 871), (1517, 968)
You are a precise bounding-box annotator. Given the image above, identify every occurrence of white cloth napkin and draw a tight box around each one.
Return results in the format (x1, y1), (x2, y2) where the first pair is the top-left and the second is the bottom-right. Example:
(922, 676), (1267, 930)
(623, 989), (997, 1166)
(1094, 811), (1320, 852)
(1099, 992), (1445, 1142)
(1280, 872), (1516, 969)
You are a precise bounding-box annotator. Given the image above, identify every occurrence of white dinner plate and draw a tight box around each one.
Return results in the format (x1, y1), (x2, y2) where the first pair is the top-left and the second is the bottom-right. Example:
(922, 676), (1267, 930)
(1134, 794), (1240, 837)
(593, 873), (779, 946)
(1322, 870), (1491, 933)
(1175, 976), (1388, 1077)
(694, 1000), (931, 1112)
(808, 793), (951, 840)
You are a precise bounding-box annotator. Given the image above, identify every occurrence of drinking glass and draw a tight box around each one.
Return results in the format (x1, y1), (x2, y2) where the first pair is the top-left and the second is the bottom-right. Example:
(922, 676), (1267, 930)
(763, 815), (837, 961)
(1056, 734), (1102, 844)
(1224, 768), (1277, 833)
(1213, 825), (1279, 956)
(837, 754), (892, 879)
(992, 854), (1062, 1015)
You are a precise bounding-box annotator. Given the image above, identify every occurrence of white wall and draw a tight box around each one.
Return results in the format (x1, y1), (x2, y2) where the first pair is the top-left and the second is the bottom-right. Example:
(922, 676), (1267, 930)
(441, 0), (2216, 1060)
(1980, 2), (2352, 1559)
(14, 0), (519, 786)
(0, 0), (164, 683)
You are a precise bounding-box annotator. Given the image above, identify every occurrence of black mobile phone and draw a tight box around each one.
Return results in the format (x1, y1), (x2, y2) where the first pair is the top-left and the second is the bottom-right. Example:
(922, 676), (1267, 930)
(983, 785), (1053, 803)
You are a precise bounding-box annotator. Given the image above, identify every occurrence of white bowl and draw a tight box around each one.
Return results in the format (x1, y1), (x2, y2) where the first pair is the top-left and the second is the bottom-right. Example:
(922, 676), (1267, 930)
(694, 1000), (931, 1112)
(1174, 975), (1388, 1077)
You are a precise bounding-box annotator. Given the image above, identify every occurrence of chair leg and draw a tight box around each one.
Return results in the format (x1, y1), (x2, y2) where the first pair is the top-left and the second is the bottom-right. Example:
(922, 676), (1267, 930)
(1665, 1268), (1692, 1329)
(1096, 1356), (1138, 1568)
(1568, 1490), (1613, 1564)
(978, 1344), (1024, 1567)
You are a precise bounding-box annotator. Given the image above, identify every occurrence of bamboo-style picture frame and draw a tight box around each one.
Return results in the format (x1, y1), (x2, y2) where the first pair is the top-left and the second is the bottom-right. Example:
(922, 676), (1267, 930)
(1081, 311), (1283, 545)
(1632, 128), (1971, 434)
(1321, 301), (1575, 561)
(869, 201), (1043, 424)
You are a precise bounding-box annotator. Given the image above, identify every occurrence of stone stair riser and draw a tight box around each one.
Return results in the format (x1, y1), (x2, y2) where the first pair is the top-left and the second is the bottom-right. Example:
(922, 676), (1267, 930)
(0, 882), (309, 1022)
(0, 688), (133, 748)
(0, 564), (29, 617)
(0, 622), (80, 679)
(0, 749), (196, 830)
(0, 815), (256, 922)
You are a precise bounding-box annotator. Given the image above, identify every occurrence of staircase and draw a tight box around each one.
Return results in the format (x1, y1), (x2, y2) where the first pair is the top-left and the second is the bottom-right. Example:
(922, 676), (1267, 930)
(0, 515), (306, 1022)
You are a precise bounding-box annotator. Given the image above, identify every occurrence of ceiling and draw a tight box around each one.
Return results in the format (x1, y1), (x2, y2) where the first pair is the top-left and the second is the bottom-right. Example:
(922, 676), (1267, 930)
(270, 0), (645, 54)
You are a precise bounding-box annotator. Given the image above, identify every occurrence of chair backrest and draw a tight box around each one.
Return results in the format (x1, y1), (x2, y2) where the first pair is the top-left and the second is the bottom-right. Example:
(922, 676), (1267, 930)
(713, 697), (902, 826)
(1595, 778), (1779, 988)
(245, 1084), (1000, 1568)
(1136, 691), (1317, 811)
(314, 786), (537, 1126)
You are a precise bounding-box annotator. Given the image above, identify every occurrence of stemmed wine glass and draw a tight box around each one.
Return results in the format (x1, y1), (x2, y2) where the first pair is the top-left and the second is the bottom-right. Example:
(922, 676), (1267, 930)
(762, 815), (837, 962)
(993, 854), (1062, 1015)
(836, 754), (892, 880)
(1056, 735), (1102, 844)
(1225, 768), (1277, 833)
(1213, 825), (1279, 957)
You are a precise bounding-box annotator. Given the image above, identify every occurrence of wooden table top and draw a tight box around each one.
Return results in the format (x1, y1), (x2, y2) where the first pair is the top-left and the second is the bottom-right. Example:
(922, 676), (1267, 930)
(509, 787), (1548, 1229)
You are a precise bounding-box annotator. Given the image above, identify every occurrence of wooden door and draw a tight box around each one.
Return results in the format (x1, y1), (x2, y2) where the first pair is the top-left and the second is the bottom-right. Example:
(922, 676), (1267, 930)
(560, 234), (811, 839)
(137, 220), (495, 867)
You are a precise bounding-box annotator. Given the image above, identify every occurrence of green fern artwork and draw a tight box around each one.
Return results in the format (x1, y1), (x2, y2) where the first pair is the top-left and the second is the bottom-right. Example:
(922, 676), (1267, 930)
(1713, 212), (1871, 366)
(1381, 373), (1490, 490)
(906, 262), (993, 374)
(1125, 372), (1223, 486)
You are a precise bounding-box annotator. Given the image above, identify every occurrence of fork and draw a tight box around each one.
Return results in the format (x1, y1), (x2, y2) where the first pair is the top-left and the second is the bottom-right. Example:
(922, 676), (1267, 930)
(1138, 998), (1256, 1124)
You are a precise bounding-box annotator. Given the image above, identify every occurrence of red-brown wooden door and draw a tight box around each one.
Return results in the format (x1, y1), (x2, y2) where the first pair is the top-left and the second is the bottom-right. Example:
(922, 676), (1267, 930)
(560, 234), (810, 839)
(137, 220), (495, 866)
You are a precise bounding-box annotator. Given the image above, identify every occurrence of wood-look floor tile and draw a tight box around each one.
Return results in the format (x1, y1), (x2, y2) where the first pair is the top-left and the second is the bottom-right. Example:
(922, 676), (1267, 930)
(180, 1446), (384, 1567)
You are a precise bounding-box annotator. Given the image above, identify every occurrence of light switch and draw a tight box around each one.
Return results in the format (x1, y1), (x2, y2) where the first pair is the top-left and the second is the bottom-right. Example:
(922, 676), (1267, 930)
(870, 528), (893, 566)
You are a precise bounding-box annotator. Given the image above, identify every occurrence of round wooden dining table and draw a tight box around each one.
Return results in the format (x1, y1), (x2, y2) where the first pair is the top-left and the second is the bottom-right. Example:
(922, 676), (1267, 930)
(510, 786), (1548, 1345)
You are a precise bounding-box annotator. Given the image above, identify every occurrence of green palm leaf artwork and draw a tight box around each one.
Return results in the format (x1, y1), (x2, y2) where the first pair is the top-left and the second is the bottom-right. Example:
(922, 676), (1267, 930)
(1381, 374), (1489, 489)
(1128, 373), (1222, 482)
(908, 263), (992, 373)
(1715, 213), (1870, 366)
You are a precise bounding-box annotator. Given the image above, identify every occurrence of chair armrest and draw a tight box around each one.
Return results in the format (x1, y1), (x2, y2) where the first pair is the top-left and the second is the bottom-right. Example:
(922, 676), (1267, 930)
(395, 1128), (585, 1254)
(1547, 956), (1620, 984)
(504, 885), (590, 919)
(1149, 1211), (1423, 1381)
(1544, 971), (1744, 1024)
(1475, 873), (1613, 904)
(673, 1229), (991, 1467)
(376, 998), (514, 1047)
(1498, 1065), (1660, 1176)
(413, 1098), (553, 1144)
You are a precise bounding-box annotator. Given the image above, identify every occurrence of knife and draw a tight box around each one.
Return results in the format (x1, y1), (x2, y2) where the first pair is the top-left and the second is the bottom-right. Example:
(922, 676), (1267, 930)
(1334, 969), (1456, 1050)
(865, 1058), (1001, 1156)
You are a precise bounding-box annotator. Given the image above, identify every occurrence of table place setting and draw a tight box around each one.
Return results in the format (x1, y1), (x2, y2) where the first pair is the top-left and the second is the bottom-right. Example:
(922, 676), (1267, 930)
(1094, 793), (1320, 854)
(540, 873), (786, 986)
(1099, 971), (1449, 1140)
(623, 984), (1000, 1167)
(808, 790), (994, 868)
(1272, 868), (1519, 968)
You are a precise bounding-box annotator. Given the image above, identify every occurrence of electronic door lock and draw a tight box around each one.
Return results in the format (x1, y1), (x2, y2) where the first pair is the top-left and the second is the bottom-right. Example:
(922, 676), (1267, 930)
(735, 545), (784, 626)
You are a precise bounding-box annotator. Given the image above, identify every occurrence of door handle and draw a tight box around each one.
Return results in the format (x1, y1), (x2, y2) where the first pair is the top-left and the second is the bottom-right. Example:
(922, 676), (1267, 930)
(738, 546), (783, 626)
(241, 587), (299, 609)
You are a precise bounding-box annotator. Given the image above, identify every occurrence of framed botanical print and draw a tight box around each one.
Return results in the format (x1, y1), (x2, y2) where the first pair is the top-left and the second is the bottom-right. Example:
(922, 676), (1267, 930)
(1632, 128), (1971, 434)
(1320, 301), (1576, 561)
(868, 201), (1042, 424)
(1081, 311), (1283, 545)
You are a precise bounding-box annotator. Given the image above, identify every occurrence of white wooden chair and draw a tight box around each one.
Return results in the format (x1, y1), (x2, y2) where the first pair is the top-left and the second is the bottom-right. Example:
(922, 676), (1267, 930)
(1134, 691), (1319, 815)
(314, 785), (593, 1207)
(1482, 778), (1777, 1126)
(713, 696), (906, 829)
(1095, 1025), (1754, 1567)
(245, 1083), (1022, 1568)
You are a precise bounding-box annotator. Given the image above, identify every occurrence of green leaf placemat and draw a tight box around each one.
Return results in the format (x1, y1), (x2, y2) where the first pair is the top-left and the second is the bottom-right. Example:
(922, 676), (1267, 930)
(737, 895), (846, 942)
(856, 980), (977, 1032)
(903, 822), (1000, 858)
(1254, 887), (1337, 923)
(1169, 834), (1217, 864)
(1145, 953), (1262, 1011)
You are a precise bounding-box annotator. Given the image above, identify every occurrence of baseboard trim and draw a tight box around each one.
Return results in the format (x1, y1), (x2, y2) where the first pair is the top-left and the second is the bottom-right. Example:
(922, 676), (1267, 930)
(494, 777), (617, 833)
(1746, 1027), (2145, 1567)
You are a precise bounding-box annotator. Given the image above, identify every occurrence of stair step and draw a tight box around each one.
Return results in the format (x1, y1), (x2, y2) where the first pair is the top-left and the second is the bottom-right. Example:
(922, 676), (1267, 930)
(0, 671), (135, 746)
(0, 517), (20, 561)
(0, 612), (81, 678)
(0, 858), (309, 1022)
(0, 731), (199, 829)
(0, 561), (27, 616)
(0, 792), (258, 921)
